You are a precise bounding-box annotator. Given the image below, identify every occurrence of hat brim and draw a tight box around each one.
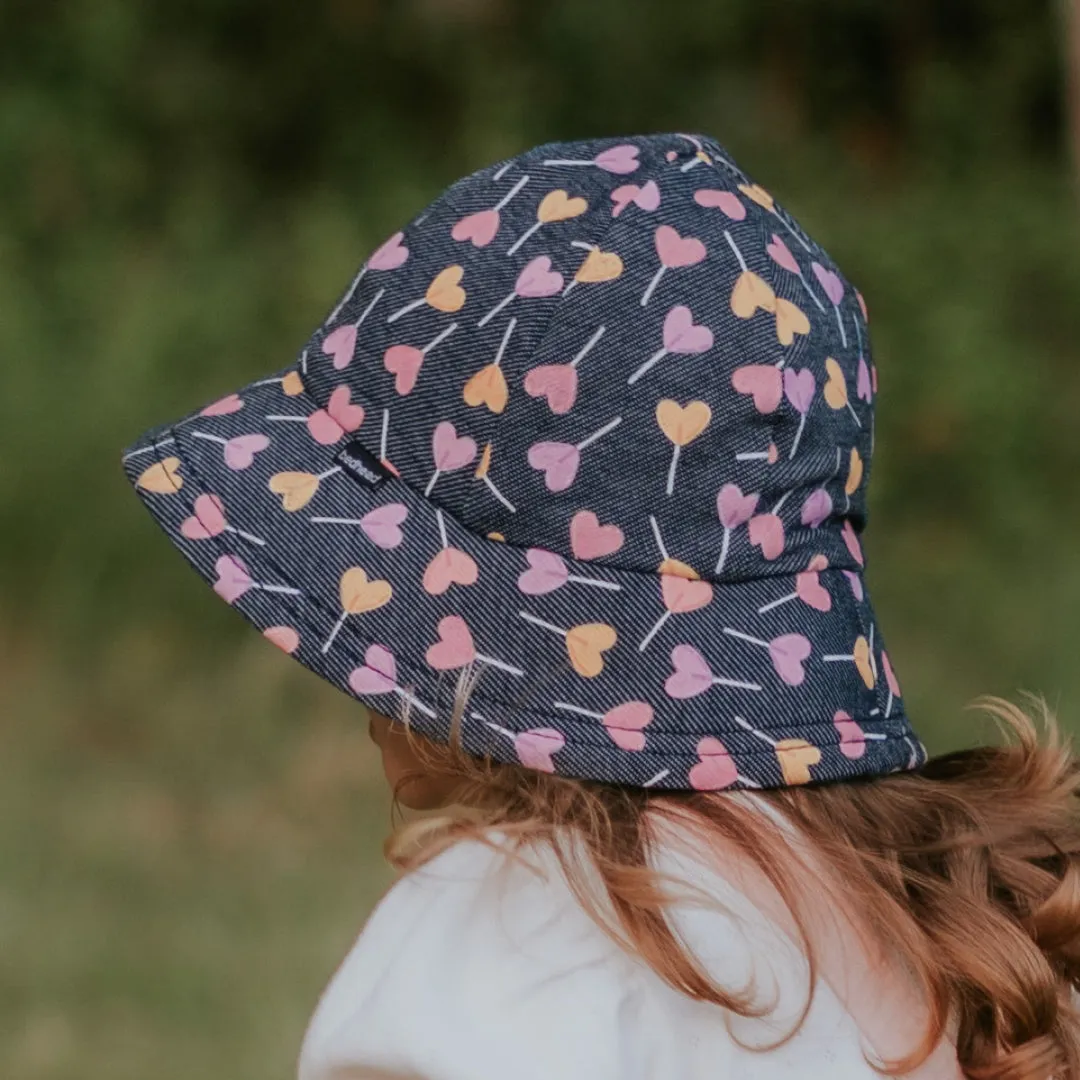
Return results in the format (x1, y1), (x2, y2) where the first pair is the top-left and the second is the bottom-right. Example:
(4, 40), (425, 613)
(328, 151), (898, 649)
(123, 366), (920, 790)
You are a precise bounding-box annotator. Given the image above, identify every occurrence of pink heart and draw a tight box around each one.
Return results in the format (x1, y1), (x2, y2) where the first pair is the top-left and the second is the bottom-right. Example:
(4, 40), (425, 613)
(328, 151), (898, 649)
(384, 343), (424, 395)
(857, 357), (873, 402)
(664, 644), (713, 699)
(801, 488), (833, 529)
(368, 231), (409, 272)
(841, 520), (864, 567)
(451, 208), (500, 248)
(716, 484), (759, 530)
(322, 324), (358, 370)
(595, 144), (640, 174)
(654, 225), (706, 269)
(783, 367), (815, 414)
(213, 554), (251, 603)
(307, 409), (345, 445)
(201, 393), (244, 417)
(766, 234), (799, 274)
(523, 364), (577, 414)
(569, 510), (624, 560)
(348, 644), (398, 694)
(660, 575), (713, 614)
(422, 547), (479, 595)
(794, 570), (831, 612)
(263, 625), (300, 654)
(513, 728), (565, 772)
(603, 701), (653, 751)
(425, 614), (476, 671)
(768, 633), (811, 686)
(326, 385), (365, 432)
(361, 503), (408, 549)
(834, 710), (867, 759)
(610, 180), (660, 217)
(688, 736), (739, 790)
(515, 255), (563, 298)
(812, 261), (845, 305)
(748, 513), (785, 560)
(662, 305), (713, 354)
(181, 493), (227, 539)
(844, 570), (864, 601)
(882, 651), (901, 697)
(223, 433), (270, 470)
(732, 365), (783, 413)
(518, 549), (569, 595)
(432, 421), (477, 472)
(692, 189), (746, 219)
(527, 441), (579, 492)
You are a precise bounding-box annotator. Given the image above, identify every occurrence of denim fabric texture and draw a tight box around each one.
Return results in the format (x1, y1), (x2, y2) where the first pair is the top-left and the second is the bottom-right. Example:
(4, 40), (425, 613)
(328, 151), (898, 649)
(123, 132), (924, 791)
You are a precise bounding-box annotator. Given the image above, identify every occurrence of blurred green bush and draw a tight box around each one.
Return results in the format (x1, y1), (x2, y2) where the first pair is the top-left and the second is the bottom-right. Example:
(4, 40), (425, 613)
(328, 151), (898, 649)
(1, 2), (1078, 1077)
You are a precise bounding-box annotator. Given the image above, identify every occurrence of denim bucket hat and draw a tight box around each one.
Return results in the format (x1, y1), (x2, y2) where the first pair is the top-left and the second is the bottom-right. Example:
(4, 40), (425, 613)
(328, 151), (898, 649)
(124, 132), (924, 791)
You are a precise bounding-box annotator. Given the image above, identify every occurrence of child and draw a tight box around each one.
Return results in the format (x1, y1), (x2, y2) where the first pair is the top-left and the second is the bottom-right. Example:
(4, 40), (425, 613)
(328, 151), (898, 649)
(124, 134), (1080, 1080)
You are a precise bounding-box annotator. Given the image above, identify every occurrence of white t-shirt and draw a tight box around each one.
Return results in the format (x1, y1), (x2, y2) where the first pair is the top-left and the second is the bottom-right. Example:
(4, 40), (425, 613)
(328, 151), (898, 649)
(299, 801), (961, 1080)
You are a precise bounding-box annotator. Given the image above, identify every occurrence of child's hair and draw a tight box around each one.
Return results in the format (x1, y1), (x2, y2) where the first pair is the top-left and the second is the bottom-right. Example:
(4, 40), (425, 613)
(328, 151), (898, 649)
(385, 692), (1080, 1080)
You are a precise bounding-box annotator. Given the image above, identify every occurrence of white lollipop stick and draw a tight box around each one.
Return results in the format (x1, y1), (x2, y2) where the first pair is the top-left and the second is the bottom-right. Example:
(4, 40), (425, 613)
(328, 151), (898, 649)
(264, 414), (307, 425)
(190, 432), (228, 447)
(325, 267), (368, 327)
(733, 714), (778, 748)
(799, 273), (826, 312)
(495, 175), (529, 209)
(483, 475), (516, 513)
(124, 438), (175, 461)
(223, 524), (265, 546)
(395, 688), (435, 719)
(519, 611), (568, 638)
(249, 581), (300, 596)
(572, 324), (605, 367)
(845, 398), (861, 427)
(821, 653), (855, 663)
(715, 528), (732, 575)
(380, 409), (390, 461)
(666, 445), (681, 496)
(566, 574), (619, 592)
(642, 769), (671, 788)
(790, 410), (807, 457)
(834, 305), (848, 347)
(758, 591), (798, 615)
(541, 158), (595, 167)
(492, 317), (515, 365)
(476, 653), (525, 677)
(775, 211), (812, 252)
(736, 448), (772, 461)
(627, 345), (668, 385)
(640, 264), (666, 306)
(724, 230), (749, 272)
(322, 614), (347, 654)
(492, 161), (514, 181)
(386, 295), (427, 324)
(477, 289), (516, 328)
(722, 628), (770, 651)
(424, 470), (441, 498)
(553, 702), (604, 720)
(506, 219), (542, 257)
(578, 416), (622, 451)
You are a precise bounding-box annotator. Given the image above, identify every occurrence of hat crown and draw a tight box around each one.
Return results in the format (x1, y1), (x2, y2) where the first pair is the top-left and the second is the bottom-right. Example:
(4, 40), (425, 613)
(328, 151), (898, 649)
(302, 134), (874, 581)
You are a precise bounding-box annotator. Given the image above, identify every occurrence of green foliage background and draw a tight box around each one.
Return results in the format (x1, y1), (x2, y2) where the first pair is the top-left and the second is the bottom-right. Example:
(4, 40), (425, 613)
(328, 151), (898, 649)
(2, 2), (1078, 1077)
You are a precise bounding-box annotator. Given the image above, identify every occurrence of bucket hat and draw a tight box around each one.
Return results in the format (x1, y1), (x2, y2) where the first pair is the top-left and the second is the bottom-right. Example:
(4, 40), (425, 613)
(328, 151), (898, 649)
(123, 132), (924, 791)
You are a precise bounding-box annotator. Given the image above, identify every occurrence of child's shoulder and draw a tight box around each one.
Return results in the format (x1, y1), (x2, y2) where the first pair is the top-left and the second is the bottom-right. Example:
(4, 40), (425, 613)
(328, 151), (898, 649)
(298, 835), (649, 1080)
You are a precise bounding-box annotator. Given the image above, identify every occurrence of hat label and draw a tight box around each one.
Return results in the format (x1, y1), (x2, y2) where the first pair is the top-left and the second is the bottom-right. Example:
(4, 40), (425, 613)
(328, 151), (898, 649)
(334, 440), (393, 490)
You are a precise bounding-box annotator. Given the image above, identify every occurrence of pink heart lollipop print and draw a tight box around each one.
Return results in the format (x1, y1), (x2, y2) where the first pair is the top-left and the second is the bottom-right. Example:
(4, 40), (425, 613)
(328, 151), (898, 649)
(569, 510), (624, 560)
(504, 727), (565, 772)
(263, 626), (300, 653)
(610, 180), (660, 218)
(368, 231), (409, 272)
(425, 421), (477, 496)
(882, 651), (901, 717)
(212, 554), (300, 604)
(841, 520), (865, 567)
(627, 306), (713, 385)
(477, 255), (564, 327)
(322, 323), (359, 371)
(844, 570), (865, 601)
(664, 644), (763, 699)
(425, 614), (476, 670)
(641, 226), (707, 305)
(200, 393), (244, 418)
(181, 494), (265, 545)
(812, 261), (848, 345)
(758, 559), (832, 614)
(801, 487), (833, 529)
(349, 644), (398, 694)
(833, 709), (868, 759)
(715, 483), (759, 574)
(748, 512), (785, 560)
(693, 190), (746, 219)
(552, 699), (652, 752)
(422, 547), (479, 596)
(783, 367), (816, 459)
(523, 324), (605, 415)
(857, 357), (873, 403)
(544, 144), (640, 174)
(452, 209), (500, 248)
(359, 503), (408, 549)
(688, 737), (740, 791)
(383, 323), (458, 397)
(527, 417), (621, 493)
(732, 365), (783, 413)
(307, 386), (365, 444)
(223, 433), (270, 470)
(518, 549), (569, 595)
(722, 628), (812, 686)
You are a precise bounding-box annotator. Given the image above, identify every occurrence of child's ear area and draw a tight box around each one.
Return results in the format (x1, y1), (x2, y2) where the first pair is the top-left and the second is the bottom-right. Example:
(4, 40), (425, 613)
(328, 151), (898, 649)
(366, 709), (459, 811)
